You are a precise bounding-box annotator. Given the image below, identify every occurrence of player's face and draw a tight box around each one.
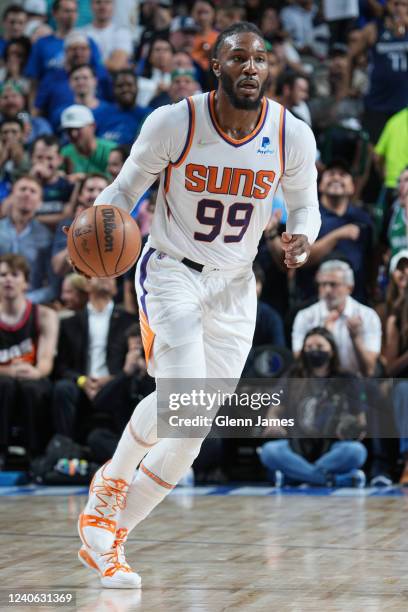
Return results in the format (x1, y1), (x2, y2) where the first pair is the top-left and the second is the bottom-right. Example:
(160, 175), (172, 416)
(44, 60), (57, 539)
(0, 263), (28, 299)
(317, 270), (352, 310)
(320, 168), (354, 199)
(214, 33), (269, 110)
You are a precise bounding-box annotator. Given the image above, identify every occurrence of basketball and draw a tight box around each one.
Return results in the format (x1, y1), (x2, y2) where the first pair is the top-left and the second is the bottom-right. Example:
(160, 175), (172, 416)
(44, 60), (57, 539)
(67, 205), (142, 278)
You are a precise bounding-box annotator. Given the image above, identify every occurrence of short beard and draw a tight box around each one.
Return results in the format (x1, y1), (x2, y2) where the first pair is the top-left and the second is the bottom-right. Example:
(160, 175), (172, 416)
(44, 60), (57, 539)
(219, 71), (266, 110)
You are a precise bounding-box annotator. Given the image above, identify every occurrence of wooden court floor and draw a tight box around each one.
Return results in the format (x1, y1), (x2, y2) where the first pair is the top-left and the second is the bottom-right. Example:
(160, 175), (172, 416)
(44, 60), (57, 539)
(0, 491), (408, 611)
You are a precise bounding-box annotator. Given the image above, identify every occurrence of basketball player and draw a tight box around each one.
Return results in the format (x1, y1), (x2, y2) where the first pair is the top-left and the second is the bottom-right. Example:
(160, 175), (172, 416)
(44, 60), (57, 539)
(77, 22), (321, 588)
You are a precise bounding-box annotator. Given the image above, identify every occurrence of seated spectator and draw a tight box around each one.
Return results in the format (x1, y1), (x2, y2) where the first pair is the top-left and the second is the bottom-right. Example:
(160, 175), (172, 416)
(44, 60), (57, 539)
(58, 272), (89, 318)
(293, 260), (382, 376)
(149, 68), (200, 109)
(374, 107), (408, 210)
(384, 250), (408, 484)
(377, 249), (408, 341)
(0, 5), (28, 58)
(297, 160), (374, 303)
(0, 80), (52, 146)
(107, 146), (127, 180)
(25, 0), (101, 84)
(0, 37), (32, 93)
(191, 0), (218, 71)
(386, 167), (408, 256)
(50, 63), (111, 130)
(0, 253), (58, 466)
(86, 323), (155, 463)
(52, 172), (109, 276)
(259, 326), (367, 487)
(137, 37), (174, 107)
(30, 135), (74, 229)
(0, 176), (60, 303)
(34, 30), (112, 121)
(80, 0), (133, 71)
(52, 277), (135, 444)
(60, 104), (116, 174)
(94, 69), (152, 146)
(275, 71), (311, 126)
(0, 118), (31, 187)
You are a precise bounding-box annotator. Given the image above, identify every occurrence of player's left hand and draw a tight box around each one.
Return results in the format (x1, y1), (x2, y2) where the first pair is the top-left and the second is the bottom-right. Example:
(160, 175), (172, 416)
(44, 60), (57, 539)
(281, 232), (310, 268)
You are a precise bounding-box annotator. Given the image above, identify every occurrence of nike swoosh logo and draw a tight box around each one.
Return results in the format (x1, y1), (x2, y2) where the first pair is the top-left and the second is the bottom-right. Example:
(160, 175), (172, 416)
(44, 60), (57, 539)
(197, 140), (219, 146)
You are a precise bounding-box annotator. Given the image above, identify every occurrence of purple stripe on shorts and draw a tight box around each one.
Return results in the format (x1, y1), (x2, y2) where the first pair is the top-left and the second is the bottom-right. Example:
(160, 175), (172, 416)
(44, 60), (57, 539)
(139, 247), (155, 319)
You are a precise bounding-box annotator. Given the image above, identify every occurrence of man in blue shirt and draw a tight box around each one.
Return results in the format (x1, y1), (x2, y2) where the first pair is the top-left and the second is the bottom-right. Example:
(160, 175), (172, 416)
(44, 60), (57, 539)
(94, 70), (152, 146)
(0, 175), (59, 304)
(296, 160), (374, 303)
(25, 0), (101, 83)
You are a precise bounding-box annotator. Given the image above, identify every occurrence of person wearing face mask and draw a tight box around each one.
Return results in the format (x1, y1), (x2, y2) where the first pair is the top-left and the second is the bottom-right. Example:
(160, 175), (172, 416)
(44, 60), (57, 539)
(259, 327), (368, 488)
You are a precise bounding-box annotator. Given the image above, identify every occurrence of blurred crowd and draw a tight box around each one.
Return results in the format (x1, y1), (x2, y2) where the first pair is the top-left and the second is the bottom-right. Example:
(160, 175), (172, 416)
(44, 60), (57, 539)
(0, 0), (408, 488)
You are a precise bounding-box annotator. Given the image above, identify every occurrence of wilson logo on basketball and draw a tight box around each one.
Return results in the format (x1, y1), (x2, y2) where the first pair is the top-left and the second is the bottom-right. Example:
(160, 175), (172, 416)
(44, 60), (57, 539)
(102, 208), (116, 252)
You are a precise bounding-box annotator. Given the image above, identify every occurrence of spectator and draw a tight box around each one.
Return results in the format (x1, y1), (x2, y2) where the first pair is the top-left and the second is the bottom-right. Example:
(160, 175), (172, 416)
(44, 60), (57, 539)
(215, 6), (246, 32)
(264, 46), (284, 99)
(52, 277), (134, 443)
(25, 0), (101, 83)
(0, 5), (28, 58)
(107, 146), (127, 179)
(0, 253), (58, 465)
(387, 167), (408, 256)
(94, 69), (152, 146)
(34, 30), (112, 122)
(280, 0), (317, 54)
(384, 250), (408, 484)
(149, 68), (200, 109)
(293, 260), (382, 376)
(275, 71), (311, 126)
(137, 37), (174, 107)
(0, 81), (52, 146)
(60, 104), (116, 174)
(30, 134), (74, 229)
(58, 272), (89, 317)
(50, 63), (111, 129)
(52, 173), (109, 276)
(259, 326), (367, 488)
(0, 118), (31, 188)
(297, 160), (374, 303)
(374, 108), (408, 207)
(0, 176), (59, 303)
(0, 37), (32, 92)
(23, 0), (52, 41)
(80, 0), (133, 71)
(351, 0), (408, 143)
(169, 16), (199, 57)
(191, 0), (218, 71)
(86, 323), (155, 463)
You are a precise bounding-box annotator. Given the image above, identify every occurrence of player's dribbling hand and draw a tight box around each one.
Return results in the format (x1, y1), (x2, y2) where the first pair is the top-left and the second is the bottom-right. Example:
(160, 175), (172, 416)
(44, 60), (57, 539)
(62, 225), (92, 279)
(281, 232), (310, 268)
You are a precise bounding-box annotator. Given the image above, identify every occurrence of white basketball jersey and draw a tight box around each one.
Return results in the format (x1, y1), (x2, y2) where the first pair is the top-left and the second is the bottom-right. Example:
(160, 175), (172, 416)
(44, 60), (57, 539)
(149, 92), (286, 269)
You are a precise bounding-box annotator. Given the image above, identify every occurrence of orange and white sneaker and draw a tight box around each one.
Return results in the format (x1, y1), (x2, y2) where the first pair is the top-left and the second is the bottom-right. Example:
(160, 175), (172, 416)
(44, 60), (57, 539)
(78, 463), (129, 553)
(78, 528), (141, 589)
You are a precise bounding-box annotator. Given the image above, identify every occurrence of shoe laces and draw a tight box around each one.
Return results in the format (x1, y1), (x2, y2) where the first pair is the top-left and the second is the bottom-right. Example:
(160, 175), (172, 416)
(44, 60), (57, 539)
(92, 474), (129, 519)
(102, 529), (132, 576)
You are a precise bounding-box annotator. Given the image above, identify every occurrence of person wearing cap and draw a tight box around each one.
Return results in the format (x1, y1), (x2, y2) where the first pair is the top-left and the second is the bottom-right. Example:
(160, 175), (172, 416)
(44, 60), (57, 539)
(169, 16), (208, 90)
(384, 248), (408, 484)
(386, 167), (408, 257)
(93, 69), (152, 146)
(23, 0), (52, 41)
(296, 160), (374, 303)
(25, 0), (102, 83)
(60, 104), (116, 174)
(33, 31), (112, 121)
(79, 0), (133, 72)
(149, 68), (200, 109)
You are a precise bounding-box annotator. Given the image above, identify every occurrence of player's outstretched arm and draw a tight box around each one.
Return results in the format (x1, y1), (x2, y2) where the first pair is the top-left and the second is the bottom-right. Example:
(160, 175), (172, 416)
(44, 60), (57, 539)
(280, 114), (321, 269)
(94, 104), (188, 212)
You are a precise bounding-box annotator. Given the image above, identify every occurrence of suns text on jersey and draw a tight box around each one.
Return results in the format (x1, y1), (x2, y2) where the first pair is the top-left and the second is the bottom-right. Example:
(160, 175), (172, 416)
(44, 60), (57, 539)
(185, 164), (276, 199)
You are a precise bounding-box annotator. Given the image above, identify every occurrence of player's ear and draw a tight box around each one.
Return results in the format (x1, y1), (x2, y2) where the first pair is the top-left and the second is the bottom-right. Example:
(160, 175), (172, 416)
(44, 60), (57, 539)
(211, 58), (221, 78)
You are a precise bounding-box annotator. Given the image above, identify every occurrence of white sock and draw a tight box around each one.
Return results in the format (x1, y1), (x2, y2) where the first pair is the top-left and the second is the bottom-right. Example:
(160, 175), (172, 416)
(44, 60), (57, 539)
(104, 392), (159, 483)
(117, 468), (170, 532)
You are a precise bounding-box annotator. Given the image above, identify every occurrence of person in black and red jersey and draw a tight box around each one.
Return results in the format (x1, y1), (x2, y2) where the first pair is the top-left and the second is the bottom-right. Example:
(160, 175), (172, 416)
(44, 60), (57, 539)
(0, 253), (58, 468)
